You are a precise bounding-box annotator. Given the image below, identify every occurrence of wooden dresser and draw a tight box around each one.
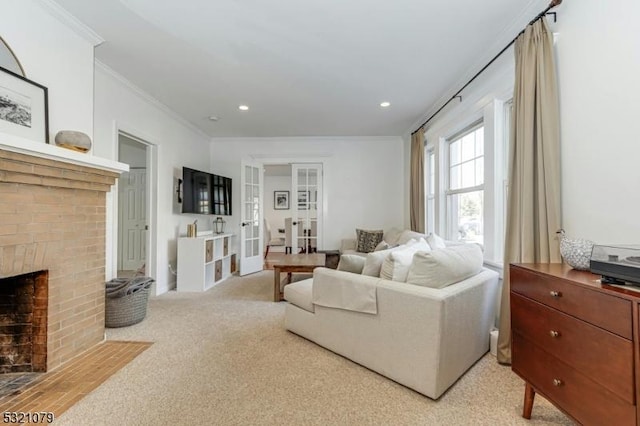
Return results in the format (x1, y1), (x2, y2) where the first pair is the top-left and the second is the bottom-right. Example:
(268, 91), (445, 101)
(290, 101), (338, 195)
(511, 263), (640, 425)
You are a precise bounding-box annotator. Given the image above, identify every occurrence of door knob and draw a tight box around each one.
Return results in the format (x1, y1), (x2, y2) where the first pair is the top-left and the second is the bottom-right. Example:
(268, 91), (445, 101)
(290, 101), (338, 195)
(553, 379), (563, 387)
(549, 330), (560, 338)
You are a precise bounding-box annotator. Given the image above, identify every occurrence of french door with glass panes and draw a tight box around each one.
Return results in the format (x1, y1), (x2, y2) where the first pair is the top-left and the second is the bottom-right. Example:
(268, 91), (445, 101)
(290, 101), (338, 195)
(290, 164), (323, 254)
(240, 161), (263, 275)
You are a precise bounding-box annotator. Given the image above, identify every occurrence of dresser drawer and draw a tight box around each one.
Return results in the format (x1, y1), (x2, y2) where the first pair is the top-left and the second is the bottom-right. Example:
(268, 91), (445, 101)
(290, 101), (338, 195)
(511, 266), (632, 339)
(511, 293), (634, 403)
(513, 333), (636, 426)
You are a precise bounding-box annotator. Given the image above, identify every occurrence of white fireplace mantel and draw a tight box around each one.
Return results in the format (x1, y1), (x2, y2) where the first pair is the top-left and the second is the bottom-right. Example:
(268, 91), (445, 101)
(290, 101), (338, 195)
(0, 133), (129, 174)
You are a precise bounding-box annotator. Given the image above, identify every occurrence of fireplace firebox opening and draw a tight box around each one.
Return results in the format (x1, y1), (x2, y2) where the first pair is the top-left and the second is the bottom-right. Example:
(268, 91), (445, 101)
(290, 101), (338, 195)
(0, 270), (48, 373)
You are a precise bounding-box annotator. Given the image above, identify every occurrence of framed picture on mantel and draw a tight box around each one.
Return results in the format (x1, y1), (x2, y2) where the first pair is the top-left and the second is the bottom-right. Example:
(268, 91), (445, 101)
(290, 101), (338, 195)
(0, 65), (49, 144)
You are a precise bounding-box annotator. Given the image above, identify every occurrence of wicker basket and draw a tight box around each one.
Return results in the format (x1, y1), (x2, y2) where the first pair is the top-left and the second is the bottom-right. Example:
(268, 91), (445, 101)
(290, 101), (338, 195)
(105, 276), (153, 328)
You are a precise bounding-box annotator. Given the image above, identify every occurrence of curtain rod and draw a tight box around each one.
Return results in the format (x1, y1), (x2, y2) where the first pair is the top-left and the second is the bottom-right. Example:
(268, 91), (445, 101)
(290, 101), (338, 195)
(411, 0), (563, 136)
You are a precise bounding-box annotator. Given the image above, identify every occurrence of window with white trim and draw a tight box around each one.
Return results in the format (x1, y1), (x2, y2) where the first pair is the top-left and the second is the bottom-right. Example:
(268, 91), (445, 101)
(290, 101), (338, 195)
(446, 123), (484, 244)
(426, 148), (435, 234)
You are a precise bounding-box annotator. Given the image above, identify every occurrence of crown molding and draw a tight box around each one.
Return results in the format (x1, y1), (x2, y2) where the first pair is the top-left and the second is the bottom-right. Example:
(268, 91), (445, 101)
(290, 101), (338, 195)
(95, 60), (211, 141)
(37, 0), (105, 47)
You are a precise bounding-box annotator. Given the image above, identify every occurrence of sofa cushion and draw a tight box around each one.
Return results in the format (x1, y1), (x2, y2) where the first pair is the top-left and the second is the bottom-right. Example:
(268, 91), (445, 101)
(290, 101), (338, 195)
(426, 232), (446, 250)
(397, 229), (427, 245)
(383, 228), (402, 246)
(380, 238), (431, 282)
(374, 240), (390, 251)
(284, 278), (315, 313)
(355, 229), (384, 253)
(337, 254), (366, 274)
(406, 244), (483, 289)
(362, 240), (417, 277)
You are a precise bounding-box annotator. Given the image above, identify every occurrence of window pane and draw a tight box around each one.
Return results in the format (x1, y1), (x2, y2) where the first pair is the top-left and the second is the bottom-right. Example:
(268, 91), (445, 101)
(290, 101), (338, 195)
(450, 165), (461, 190)
(427, 199), (435, 234)
(450, 140), (461, 165)
(448, 190), (483, 244)
(476, 129), (484, 156)
(298, 169), (307, 186)
(475, 158), (484, 186)
(461, 161), (475, 188)
(461, 133), (475, 162)
(428, 152), (435, 195)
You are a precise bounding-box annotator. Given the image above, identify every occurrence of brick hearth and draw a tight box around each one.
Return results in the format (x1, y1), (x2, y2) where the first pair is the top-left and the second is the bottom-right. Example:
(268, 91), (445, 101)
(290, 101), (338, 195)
(0, 148), (120, 371)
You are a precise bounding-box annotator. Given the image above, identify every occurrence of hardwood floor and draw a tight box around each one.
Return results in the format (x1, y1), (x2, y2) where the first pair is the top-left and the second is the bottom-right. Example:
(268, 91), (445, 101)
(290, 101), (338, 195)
(0, 341), (152, 422)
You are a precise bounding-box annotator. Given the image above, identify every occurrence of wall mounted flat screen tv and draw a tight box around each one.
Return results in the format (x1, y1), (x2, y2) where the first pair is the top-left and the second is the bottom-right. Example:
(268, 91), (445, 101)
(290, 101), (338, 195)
(182, 167), (232, 215)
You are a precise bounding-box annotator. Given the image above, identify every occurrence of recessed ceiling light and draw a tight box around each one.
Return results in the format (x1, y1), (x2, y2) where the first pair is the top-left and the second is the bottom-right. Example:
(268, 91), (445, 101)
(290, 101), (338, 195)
(238, 105), (249, 111)
(380, 102), (391, 108)
(208, 116), (220, 121)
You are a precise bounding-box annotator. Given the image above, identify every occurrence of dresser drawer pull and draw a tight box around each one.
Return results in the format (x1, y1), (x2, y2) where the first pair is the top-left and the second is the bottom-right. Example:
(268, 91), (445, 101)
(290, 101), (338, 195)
(549, 330), (560, 338)
(553, 379), (563, 387)
(549, 290), (562, 298)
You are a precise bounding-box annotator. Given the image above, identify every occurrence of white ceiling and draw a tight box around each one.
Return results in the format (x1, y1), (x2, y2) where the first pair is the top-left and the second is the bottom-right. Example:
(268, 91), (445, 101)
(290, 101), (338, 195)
(53, 0), (547, 137)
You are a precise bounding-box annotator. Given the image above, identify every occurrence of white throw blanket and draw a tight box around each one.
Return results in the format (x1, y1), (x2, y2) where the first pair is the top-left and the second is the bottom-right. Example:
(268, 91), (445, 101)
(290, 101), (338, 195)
(312, 268), (378, 314)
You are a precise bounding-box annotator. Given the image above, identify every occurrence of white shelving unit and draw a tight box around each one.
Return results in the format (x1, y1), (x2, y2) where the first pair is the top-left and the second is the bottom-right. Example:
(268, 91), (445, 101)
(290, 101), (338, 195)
(177, 233), (236, 292)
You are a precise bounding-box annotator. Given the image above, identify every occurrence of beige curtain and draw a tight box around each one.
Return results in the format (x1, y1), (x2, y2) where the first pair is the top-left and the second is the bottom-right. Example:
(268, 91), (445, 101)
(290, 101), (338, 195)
(410, 129), (425, 233)
(497, 17), (561, 364)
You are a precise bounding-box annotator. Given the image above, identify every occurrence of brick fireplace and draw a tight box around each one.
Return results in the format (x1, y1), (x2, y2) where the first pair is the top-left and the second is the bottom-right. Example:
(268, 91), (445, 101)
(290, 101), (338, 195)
(0, 147), (123, 371)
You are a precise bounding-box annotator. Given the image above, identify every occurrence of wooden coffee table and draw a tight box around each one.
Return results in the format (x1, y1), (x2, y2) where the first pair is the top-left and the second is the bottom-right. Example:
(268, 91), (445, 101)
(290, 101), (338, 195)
(273, 253), (325, 302)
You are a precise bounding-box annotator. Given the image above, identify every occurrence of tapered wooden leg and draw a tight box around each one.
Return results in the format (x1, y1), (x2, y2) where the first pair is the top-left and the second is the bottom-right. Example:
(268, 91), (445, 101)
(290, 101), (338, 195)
(523, 382), (535, 419)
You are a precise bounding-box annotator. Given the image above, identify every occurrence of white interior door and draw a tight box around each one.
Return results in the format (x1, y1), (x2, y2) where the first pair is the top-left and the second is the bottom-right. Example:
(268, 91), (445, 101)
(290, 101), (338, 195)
(118, 168), (147, 271)
(291, 164), (322, 253)
(240, 161), (263, 275)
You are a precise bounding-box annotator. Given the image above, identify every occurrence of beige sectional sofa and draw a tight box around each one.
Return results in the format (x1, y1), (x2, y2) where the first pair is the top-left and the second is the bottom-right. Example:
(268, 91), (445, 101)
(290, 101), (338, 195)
(284, 263), (500, 399)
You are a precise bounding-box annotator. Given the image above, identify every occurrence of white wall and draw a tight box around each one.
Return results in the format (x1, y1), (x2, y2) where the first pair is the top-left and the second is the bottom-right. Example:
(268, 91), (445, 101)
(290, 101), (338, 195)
(94, 64), (213, 295)
(1, 0), (94, 145)
(555, 0), (640, 244)
(210, 137), (406, 251)
(264, 174), (292, 236)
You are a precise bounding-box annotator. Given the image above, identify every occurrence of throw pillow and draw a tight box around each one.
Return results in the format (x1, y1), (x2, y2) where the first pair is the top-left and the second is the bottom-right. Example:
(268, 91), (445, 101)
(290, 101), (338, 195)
(406, 244), (483, 289)
(374, 240), (390, 251)
(397, 229), (427, 246)
(380, 238), (431, 282)
(356, 229), (384, 253)
(383, 228), (402, 247)
(426, 232), (446, 250)
(361, 240), (416, 277)
(337, 255), (366, 274)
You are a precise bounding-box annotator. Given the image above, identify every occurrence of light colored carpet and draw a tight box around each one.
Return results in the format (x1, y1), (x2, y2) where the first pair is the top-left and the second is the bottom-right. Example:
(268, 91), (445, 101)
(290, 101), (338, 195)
(56, 271), (572, 425)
